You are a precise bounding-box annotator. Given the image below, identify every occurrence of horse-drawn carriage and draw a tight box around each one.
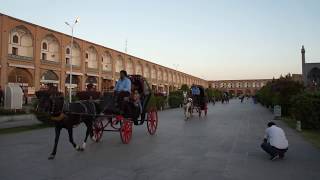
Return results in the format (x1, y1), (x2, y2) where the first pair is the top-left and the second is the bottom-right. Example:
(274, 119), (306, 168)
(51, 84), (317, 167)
(183, 85), (208, 119)
(192, 85), (208, 117)
(35, 75), (158, 159)
(90, 75), (158, 144)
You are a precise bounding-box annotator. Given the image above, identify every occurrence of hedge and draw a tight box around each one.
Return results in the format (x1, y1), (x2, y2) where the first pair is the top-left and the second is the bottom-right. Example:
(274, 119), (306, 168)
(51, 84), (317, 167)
(256, 74), (320, 130)
(256, 75), (304, 116)
(290, 91), (320, 129)
(0, 108), (27, 115)
(168, 90), (183, 108)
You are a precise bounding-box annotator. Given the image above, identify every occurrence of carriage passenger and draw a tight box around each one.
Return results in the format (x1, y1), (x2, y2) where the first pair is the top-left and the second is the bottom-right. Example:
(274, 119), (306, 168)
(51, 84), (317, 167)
(133, 89), (142, 114)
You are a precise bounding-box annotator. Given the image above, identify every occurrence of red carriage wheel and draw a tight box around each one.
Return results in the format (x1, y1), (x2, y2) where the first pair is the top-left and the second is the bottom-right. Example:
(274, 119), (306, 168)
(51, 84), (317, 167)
(120, 118), (133, 144)
(147, 110), (158, 135)
(91, 120), (103, 142)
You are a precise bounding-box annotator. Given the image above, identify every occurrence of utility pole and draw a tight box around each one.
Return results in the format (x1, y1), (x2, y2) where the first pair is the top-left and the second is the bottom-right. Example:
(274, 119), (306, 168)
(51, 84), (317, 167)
(65, 17), (79, 103)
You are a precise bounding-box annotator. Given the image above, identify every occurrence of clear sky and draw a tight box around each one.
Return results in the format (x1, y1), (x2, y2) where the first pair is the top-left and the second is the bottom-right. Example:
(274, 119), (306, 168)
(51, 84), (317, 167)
(1, 0), (319, 80)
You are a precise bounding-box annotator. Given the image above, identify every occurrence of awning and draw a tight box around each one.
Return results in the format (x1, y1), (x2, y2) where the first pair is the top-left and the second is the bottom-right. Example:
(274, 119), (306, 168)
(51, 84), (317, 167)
(103, 77), (113, 80)
(65, 84), (78, 88)
(40, 80), (59, 84)
(9, 63), (35, 69)
(87, 73), (99, 77)
(8, 82), (29, 86)
(102, 74), (113, 80)
(66, 71), (83, 76)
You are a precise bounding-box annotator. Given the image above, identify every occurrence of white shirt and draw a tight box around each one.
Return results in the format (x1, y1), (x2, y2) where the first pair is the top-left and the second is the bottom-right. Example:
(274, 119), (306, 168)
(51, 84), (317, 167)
(264, 125), (289, 149)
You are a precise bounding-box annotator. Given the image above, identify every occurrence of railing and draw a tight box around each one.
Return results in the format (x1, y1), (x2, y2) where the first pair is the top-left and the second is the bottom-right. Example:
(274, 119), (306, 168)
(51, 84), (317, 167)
(8, 54), (33, 61)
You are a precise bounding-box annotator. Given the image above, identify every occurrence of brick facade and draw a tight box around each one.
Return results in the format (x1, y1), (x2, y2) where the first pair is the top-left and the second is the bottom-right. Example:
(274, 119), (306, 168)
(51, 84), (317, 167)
(0, 14), (207, 95)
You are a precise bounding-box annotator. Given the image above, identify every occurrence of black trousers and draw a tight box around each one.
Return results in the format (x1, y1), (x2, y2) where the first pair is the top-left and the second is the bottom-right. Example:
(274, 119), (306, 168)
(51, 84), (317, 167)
(114, 92), (131, 115)
(261, 142), (288, 157)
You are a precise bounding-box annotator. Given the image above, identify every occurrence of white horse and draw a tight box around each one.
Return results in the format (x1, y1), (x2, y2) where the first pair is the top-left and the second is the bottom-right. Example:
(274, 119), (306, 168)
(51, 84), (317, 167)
(183, 97), (193, 120)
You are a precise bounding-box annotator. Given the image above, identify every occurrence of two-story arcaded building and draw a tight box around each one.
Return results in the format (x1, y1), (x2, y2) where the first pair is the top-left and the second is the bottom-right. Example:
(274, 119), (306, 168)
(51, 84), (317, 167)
(0, 14), (207, 96)
(209, 79), (271, 96)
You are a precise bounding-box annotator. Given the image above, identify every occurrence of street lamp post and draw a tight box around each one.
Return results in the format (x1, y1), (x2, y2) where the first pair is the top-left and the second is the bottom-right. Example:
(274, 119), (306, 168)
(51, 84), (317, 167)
(65, 18), (79, 103)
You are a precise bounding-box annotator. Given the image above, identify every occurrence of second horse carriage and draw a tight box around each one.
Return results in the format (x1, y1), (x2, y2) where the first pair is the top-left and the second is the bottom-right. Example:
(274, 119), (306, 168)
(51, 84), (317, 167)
(191, 85), (208, 117)
(183, 85), (208, 119)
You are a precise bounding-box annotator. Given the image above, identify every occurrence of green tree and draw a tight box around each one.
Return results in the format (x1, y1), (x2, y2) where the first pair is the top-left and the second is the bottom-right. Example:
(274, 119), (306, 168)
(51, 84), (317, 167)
(205, 88), (214, 99)
(256, 74), (304, 115)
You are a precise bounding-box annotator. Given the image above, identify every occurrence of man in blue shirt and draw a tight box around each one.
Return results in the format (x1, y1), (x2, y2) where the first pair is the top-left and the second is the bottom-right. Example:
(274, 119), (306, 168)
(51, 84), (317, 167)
(191, 84), (200, 105)
(114, 70), (131, 94)
(114, 70), (132, 117)
(191, 85), (200, 96)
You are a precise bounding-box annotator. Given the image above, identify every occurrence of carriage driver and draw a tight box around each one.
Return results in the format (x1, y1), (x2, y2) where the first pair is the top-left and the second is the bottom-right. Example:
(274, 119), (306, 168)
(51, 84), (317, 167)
(191, 84), (200, 105)
(114, 70), (131, 95)
(114, 70), (132, 113)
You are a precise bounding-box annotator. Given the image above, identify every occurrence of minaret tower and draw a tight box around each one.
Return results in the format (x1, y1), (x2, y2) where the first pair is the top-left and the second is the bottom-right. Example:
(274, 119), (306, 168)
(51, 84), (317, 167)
(301, 45), (306, 84)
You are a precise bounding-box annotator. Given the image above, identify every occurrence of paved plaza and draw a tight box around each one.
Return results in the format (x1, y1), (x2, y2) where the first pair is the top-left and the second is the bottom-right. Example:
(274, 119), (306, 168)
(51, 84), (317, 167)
(0, 99), (319, 180)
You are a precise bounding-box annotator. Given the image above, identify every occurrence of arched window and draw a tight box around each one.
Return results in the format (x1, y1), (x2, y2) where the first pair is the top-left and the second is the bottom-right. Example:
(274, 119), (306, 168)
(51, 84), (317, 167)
(8, 26), (34, 58)
(13, 35), (19, 44)
(307, 67), (320, 86)
(65, 42), (81, 66)
(102, 52), (113, 72)
(86, 46), (98, 69)
(126, 60), (134, 74)
(42, 42), (47, 50)
(116, 56), (124, 72)
(144, 65), (150, 78)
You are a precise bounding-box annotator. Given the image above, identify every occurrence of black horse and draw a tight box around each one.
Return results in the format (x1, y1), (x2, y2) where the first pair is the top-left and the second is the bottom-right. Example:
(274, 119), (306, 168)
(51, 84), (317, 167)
(36, 92), (99, 160)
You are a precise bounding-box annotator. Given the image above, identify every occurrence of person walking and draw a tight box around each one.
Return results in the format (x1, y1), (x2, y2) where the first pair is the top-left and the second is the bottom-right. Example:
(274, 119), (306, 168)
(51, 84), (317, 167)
(240, 94), (245, 103)
(261, 122), (289, 160)
(0, 86), (3, 106)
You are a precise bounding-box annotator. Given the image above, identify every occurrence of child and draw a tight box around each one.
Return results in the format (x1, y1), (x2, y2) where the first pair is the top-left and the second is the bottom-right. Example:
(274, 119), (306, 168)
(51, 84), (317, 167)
(133, 90), (142, 114)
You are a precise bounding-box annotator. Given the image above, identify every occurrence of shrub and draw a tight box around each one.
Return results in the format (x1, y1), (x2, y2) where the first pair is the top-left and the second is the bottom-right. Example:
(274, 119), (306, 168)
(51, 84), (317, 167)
(145, 93), (167, 111)
(168, 90), (183, 108)
(291, 91), (320, 129)
(155, 95), (167, 110)
(0, 108), (27, 115)
(145, 93), (156, 111)
(180, 84), (189, 92)
(256, 75), (304, 115)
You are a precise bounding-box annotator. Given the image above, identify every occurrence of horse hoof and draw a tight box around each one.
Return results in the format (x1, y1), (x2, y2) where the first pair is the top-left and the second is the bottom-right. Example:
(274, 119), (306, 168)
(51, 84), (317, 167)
(91, 136), (97, 142)
(75, 145), (81, 151)
(48, 155), (55, 160)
